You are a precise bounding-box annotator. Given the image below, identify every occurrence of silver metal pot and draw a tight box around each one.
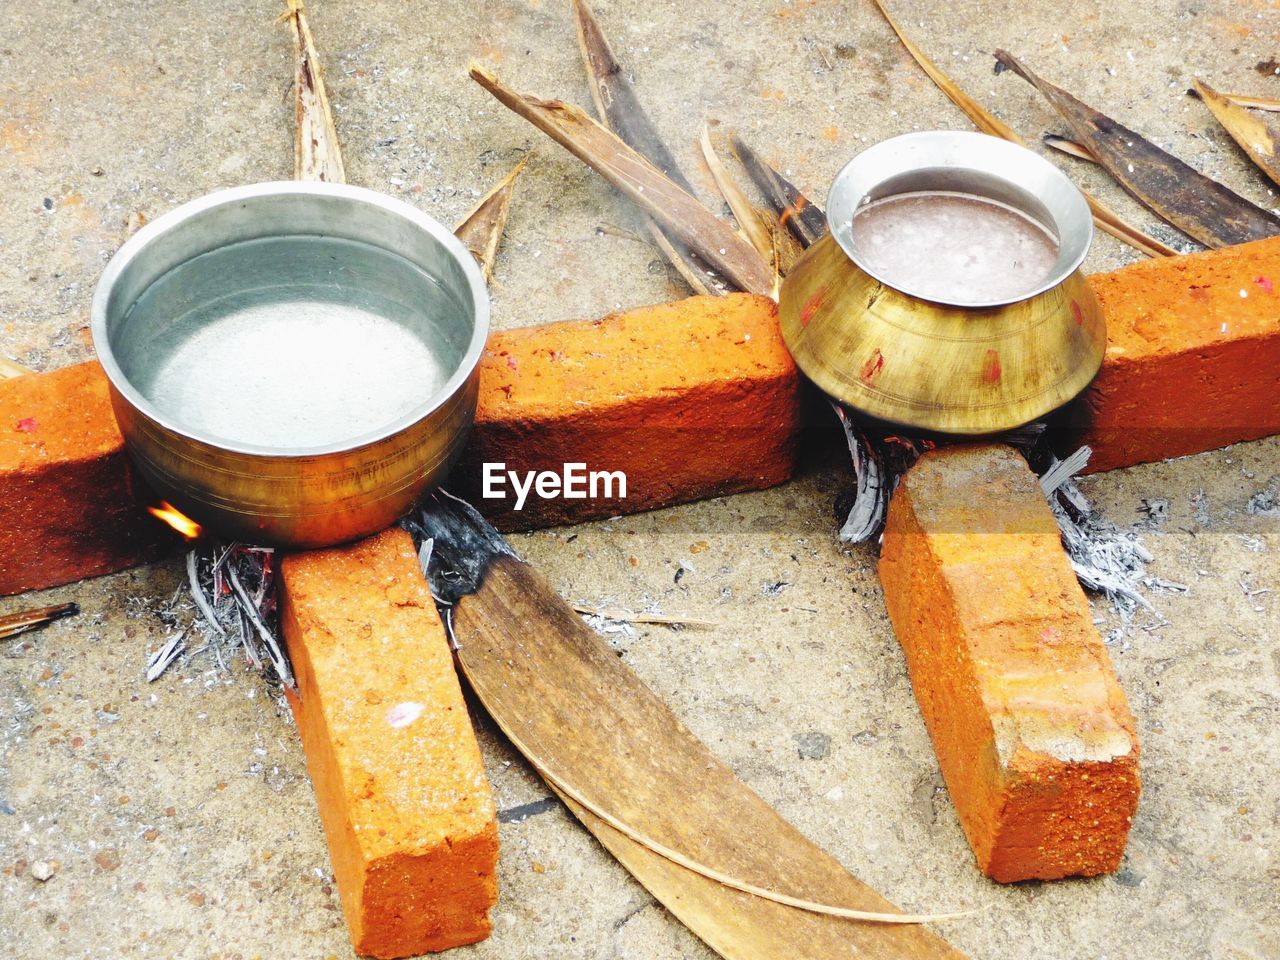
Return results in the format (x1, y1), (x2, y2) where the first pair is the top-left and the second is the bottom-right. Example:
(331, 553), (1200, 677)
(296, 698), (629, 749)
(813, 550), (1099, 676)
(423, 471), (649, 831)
(91, 181), (489, 549)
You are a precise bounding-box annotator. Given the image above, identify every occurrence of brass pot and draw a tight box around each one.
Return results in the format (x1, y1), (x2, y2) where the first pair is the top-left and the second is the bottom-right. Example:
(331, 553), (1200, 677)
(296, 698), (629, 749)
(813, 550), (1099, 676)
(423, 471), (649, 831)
(779, 131), (1105, 435)
(91, 182), (488, 549)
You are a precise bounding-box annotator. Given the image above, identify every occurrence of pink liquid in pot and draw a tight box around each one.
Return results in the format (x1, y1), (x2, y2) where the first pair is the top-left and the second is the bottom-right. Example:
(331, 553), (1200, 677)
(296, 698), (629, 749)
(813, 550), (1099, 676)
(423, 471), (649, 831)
(850, 191), (1060, 304)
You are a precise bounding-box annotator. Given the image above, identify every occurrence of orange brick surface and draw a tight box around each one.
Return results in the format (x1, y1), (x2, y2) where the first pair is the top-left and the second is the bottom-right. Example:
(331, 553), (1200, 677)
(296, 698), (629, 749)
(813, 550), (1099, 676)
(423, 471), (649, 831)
(1073, 235), (1280, 472)
(458, 292), (804, 528)
(879, 444), (1140, 883)
(280, 528), (498, 958)
(0, 362), (171, 595)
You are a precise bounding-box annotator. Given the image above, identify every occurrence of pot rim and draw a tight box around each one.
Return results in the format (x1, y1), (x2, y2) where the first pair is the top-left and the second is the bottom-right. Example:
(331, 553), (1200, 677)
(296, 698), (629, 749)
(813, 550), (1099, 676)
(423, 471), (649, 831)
(825, 130), (1094, 309)
(90, 180), (489, 459)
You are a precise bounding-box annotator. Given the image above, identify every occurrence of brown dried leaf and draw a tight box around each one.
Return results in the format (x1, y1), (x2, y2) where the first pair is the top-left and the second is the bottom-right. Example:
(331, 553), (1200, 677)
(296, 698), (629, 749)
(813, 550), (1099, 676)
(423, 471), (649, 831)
(766, 215), (806, 275)
(469, 64), (773, 296)
(995, 50), (1280, 248)
(1194, 80), (1280, 189)
(283, 0), (345, 184)
(454, 158), (527, 281)
(869, 0), (1177, 258)
(0, 356), (31, 380)
(699, 125), (774, 260)
(571, 0), (722, 295)
(731, 136), (828, 248)
(1042, 133), (1099, 163)
(0, 602), (78, 641)
(1218, 92), (1280, 113)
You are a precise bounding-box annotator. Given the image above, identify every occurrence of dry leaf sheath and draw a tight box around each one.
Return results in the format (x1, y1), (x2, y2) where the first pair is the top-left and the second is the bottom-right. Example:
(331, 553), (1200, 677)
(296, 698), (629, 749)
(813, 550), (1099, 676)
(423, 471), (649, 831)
(572, 604), (718, 628)
(699, 125), (776, 261)
(868, 0), (1176, 258)
(732, 136), (829, 248)
(415, 494), (973, 954)
(0, 356), (31, 380)
(469, 64), (773, 296)
(571, 0), (726, 295)
(995, 50), (1280, 248)
(0, 602), (78, 641)
(1217, 92), (1280, 113)
(284, 0), (345, 184)
(1042, 133), (1100, 163)
(453, 158), (528, 280)
(1193, 80), (1280, 189)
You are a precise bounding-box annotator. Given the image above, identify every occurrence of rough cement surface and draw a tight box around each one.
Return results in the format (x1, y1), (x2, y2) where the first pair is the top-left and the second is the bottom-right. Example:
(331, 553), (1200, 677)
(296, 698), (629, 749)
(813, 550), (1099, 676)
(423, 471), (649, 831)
(1, 1), (1278, 958)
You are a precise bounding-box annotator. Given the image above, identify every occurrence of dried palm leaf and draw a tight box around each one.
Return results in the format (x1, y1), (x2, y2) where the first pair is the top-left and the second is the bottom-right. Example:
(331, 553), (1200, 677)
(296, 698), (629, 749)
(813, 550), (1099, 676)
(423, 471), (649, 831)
(0, 602), (78, 641)
(572, 604), (718, 628)
(1193, 80), (1280, 189)
(732, 136), (828, 248)
(868, 0), (1177, 258)
(995, 50), (1280, 247)
(0, 356), (31, 380)
(1217, 92), (1280, 113)
(469, 65), (773, 296)
(416, 493), (975, 938)
(571, 0), (723, 295)
(766, 214), (807, 276)
(1043, 133), (1099, 163)
(282, 0), (345, 184)
(571, 0), (693, 190)
(699, 125), (775, 261)
(454, 158), (528, 280)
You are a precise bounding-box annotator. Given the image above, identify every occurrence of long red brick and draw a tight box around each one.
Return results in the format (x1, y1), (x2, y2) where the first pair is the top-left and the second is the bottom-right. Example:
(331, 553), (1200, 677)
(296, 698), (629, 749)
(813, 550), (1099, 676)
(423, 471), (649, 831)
(3, 293), (801, 590)
(0, 362), (172, 596)
(279, 527), (498, 958)
(879, 444), (1140, 883)
(1072, 235), (1280, 472)
(457, 292), (804, 529)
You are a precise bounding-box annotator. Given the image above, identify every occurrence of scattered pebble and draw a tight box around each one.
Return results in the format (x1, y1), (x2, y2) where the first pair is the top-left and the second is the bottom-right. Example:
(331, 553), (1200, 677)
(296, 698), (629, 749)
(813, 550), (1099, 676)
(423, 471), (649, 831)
(31, 860), (55, 882)
(793, 731), (831, 760)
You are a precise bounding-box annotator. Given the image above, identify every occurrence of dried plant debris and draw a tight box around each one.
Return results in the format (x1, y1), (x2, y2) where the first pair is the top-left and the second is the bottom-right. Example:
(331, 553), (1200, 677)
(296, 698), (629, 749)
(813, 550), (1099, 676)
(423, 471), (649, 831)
(1192, 80), (1280, 189)
(1213, 92), (1280, 113)
(732, 137), (829, 248)
(572, 604), (717, 629)
(699, 125), (775, 261)
(868, 0), (1176, 258)
(995, 50), (1280, 248)
(1042, 133), (1099, 163)
(283, 0), (345, 184)
(833, 414), (1160, 618)
(454, 158), (527, 280)
(1038, 448), (1181, 622)
(469, 64), (774, 296)
(833, 413), (1044, 546)
(0, 602), (78, 642)
(156, 541), (294, 689)
(571, 0), (727, 296)
(0, 356), (31, 380)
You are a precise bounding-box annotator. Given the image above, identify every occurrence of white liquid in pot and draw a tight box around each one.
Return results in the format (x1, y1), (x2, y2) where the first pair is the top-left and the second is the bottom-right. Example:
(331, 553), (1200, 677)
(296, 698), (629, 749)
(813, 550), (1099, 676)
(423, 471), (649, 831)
(850, 191), (1060, 304)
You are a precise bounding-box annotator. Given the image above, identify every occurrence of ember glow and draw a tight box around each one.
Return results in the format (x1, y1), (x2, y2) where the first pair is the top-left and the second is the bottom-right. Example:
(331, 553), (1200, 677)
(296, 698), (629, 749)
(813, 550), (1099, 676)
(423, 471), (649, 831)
(148, 501), (203, 540)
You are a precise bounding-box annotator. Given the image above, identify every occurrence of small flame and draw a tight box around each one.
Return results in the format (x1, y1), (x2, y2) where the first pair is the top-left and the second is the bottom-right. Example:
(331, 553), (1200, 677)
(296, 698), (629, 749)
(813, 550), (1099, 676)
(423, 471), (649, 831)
(148, 501), (202, 540)
(779, 195), (808, 228)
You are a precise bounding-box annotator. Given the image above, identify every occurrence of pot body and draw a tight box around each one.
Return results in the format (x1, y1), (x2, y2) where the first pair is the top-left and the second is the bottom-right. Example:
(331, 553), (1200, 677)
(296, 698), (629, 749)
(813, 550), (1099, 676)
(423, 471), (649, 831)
(105, 373), (478, 548)
(779, 231), (1106, 435)
(91, 181), (489, 549)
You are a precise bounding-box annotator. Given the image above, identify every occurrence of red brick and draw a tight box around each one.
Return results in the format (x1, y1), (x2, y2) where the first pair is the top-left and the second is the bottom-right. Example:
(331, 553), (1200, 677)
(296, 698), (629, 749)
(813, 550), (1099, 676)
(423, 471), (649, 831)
(457, 292), (803, 528)
(280, 528), (497, 958)
(1072, 235), (1280, 472)
(878, 444), (1140, 882)
(0, 362), (172, 596)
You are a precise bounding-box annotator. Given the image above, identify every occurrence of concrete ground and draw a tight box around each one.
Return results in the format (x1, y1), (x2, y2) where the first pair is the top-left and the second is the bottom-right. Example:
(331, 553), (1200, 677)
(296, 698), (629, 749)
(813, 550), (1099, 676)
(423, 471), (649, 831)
(2, 1), (1278, 957)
